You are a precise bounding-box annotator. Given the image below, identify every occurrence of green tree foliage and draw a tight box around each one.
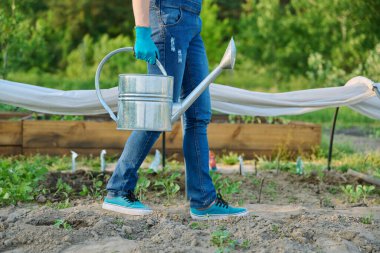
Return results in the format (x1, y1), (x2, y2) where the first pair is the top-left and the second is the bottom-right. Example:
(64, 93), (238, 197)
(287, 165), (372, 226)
(1, 0), (379, 90)
(238, 0), (380, 83)
(200, 0), (231, 66)
(66, 34), (146, 84)
(44, 0), (134, 66)
(214, 0), (245, 20)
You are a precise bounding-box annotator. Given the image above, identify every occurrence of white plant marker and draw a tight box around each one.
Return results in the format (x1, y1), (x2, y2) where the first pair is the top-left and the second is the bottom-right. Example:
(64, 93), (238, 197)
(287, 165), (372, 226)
(100, 149), (107, 173)
(149, 149), (162, 173)
(71, 150), (78, 173)
(238, 155), (245, 176)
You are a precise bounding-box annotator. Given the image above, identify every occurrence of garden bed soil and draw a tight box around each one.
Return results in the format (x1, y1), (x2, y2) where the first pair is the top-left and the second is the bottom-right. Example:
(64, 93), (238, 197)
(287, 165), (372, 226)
(1, 169), (379, 253)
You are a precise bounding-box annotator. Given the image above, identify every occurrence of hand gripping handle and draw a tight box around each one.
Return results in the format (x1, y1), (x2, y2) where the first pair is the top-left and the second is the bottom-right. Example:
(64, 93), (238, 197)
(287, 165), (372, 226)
(95, 47), (167, 121)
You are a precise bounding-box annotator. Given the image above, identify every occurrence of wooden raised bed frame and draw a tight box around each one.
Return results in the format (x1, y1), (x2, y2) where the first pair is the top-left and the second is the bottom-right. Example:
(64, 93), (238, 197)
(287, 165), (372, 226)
(0, 117), (321, 159)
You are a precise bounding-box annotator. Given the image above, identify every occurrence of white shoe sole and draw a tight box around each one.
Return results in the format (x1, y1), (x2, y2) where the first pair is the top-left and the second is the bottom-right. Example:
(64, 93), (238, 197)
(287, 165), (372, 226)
(190, 210), (249, 220)
(102, 202), (153, 216)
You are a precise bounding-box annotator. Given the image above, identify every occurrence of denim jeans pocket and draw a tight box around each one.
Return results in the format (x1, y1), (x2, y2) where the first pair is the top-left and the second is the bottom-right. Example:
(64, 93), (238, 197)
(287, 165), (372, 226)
(159, 5), (183, 27)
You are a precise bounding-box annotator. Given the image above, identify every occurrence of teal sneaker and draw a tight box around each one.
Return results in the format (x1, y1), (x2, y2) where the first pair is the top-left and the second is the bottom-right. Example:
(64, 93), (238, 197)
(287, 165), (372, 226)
(102, 190), (152, 215)
(190, 194), (248, 220)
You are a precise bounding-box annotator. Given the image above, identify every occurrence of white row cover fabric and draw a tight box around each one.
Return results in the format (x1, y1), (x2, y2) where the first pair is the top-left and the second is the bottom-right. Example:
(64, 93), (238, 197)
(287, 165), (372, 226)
(0, 76), (379, 119)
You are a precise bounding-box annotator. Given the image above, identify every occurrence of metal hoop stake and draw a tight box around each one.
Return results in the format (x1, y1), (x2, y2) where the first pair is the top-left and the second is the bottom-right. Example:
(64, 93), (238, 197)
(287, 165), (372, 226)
(327, 107), (340, 171)
(374, 83), (380, 99)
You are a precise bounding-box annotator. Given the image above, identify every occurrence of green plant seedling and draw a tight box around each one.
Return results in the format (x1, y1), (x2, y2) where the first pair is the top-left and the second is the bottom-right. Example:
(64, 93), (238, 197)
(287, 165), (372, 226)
(46, 198), (72, 209)
(288, 196), (298, 204)
(340, 185), (360, 203)
(80, 185), (90, 196)
(112, 217), (125, 227)
(54, 178), (73, 198)
(271, 224), (280, 234)
(327, 186), (339, 195)
(209, 171), (242, 199)
(250, 176), (261, 186)
(90, 179), (106, 200)
(228, 115), (238, 123)
(321, 197), (334, 208)
(237, 199), (245, 206)
(54, 219), (72, 230)
(360, 185), (375, 203)
(360, 214), (374, 225)
(221, 152), (239, 165)
(136, 176), (151, 200)
(340, 184), (375, 204)
(264, 181), (277, 201)
(241, 115), (253, 124)
(56, 198), (72, 209)
(241, 239), (251, 249)
(154, 172), (181, 201)
(211, 228), (238, 253)
(189, 222), (208, 230)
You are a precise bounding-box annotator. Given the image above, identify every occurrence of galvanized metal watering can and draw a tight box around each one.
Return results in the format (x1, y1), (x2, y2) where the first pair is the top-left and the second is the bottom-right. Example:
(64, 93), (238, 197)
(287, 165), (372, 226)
(95, 38), (236, 131)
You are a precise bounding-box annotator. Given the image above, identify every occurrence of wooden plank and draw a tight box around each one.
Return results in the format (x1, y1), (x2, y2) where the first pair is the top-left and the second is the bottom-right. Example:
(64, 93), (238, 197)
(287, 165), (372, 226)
(0, 121), (22, 145)
(21, 120), (321, 155)
(23, 148), (124, 156)
(23, 121), (130, 148)
(0, 146), (22, 155)
(207, 123), (321, 150)
(23, 120), (182, 149)
(347, 169), (380, 187)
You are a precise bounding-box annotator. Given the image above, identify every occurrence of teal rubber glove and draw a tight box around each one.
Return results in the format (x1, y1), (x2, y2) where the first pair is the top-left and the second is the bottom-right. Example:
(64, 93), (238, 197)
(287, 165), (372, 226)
(134, 27), (159, 65)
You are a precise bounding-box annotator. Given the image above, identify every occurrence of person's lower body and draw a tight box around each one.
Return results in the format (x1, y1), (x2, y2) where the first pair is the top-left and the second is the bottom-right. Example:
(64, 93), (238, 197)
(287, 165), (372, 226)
(103, 0), (248, 219)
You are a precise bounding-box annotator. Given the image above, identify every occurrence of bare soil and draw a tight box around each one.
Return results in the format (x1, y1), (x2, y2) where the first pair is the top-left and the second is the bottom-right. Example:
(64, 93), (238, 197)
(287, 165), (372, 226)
(1, 169), (379, 253)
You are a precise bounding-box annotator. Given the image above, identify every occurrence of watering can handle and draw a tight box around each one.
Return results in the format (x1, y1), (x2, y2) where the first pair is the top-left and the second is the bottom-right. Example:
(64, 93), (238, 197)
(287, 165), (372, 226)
(95, 47), (167, 122)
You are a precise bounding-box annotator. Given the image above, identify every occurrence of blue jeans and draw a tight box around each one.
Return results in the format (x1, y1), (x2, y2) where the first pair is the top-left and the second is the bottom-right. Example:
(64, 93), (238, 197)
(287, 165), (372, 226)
(106, 0), (216, 209)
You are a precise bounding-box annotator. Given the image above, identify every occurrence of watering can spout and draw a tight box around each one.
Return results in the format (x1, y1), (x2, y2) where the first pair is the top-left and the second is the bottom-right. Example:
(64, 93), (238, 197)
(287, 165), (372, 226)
(219, 37), (236, 70)
(171, 38), (236, 123)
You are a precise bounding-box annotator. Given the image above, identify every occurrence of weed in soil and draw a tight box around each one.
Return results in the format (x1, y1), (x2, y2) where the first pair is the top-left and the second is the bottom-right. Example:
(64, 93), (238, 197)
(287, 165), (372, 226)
(46, 198), (72, 209)
(263, 181), (278, 201)
(53, 219), (72, 230)
(112, 217), (125, 227)
(210, 227), (238, 252)
(210, 226), (251, 252)
(189, 221), (209, 230)
(360, 214), (374, 224)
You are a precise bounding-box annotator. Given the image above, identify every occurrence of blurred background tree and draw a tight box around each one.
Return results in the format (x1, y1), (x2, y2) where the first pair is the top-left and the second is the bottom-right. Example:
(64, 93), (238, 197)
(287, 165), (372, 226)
(0, 0), (379, 90)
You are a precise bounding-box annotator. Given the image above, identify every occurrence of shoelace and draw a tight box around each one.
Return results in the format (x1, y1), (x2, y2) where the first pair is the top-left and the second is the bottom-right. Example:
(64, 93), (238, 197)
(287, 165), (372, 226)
(122, 190), (139, 203)
(215, 193), (229, 208)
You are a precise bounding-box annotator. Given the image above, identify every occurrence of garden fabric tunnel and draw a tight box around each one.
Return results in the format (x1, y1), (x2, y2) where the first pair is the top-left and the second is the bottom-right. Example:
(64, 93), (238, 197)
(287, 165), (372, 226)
(0, 76), (380, 120)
